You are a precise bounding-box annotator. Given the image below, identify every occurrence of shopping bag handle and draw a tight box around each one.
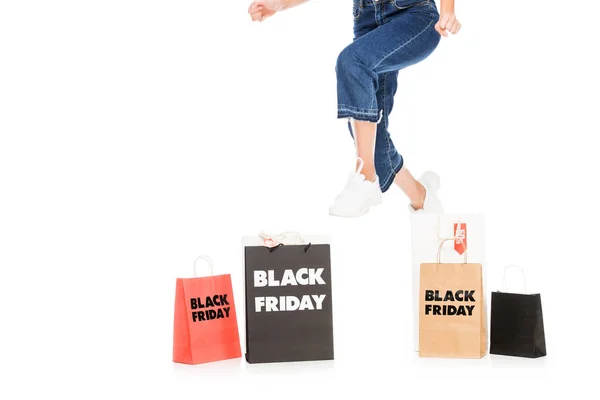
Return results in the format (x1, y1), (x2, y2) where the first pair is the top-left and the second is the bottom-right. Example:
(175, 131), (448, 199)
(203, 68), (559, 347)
(193, 255), (214, 277)
(436, 216), (463, 241)
(502, 265), (527, 293)
(436, 216), (467, 240)
(436, 238), (468, 264)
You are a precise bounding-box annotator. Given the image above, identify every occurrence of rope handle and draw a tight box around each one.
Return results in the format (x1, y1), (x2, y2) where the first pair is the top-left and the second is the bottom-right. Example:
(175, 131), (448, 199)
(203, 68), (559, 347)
(437, 216), (463, 241)
(502, 265), (528, 293)
(193, 255), (214, 277)
(436, 238), (468, 264)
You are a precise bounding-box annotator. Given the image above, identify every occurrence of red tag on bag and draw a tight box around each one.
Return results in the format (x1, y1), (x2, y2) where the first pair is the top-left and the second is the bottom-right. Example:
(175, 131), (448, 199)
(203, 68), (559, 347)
(454, 222), (467, 255)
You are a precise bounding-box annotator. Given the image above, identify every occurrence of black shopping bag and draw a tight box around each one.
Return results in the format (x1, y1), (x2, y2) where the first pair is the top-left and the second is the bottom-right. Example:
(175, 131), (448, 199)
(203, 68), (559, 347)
(490, 266), (547, 358)
(244, 242), (334, 363)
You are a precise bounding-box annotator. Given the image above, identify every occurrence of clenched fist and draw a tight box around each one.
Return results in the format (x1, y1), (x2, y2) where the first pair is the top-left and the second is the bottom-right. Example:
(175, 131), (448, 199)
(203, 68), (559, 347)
(435, 12), (461, 37)
(248, 0), (287, 22)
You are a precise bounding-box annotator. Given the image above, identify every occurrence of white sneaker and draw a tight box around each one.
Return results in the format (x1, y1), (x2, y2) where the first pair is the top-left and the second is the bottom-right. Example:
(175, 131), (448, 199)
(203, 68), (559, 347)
(329, 157), (383, 218)
(410, 171), (443, 214)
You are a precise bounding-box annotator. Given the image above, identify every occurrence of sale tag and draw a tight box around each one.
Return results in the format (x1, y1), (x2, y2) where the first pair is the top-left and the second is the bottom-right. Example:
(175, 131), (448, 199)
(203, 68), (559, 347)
(454, 222), (467, 255)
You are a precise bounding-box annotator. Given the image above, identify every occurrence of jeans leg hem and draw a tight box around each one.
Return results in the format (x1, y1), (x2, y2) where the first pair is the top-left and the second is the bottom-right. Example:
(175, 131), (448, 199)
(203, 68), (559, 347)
(380, 160), (404, 193)
(337, 112), (380, 123)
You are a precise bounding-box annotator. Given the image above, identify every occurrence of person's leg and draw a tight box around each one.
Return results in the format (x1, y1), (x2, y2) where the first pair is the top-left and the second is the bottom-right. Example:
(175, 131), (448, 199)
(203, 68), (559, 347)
(351, 119), (377, 182)
(328, 1), (382, 217)
(330, 0), (440, 216)
(342, 2), (381, 183)
(368, 67), (424, 207)
(373, 70), (402, 189)
(371, 70), (432, 211)
(331, 1), (441, 216)
(346, 70), (403, 188)
(395, 167), (426, 209)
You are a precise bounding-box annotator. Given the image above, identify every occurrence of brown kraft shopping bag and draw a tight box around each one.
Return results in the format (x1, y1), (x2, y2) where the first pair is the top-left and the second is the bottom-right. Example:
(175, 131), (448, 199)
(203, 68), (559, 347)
(419, 239), (487, 358)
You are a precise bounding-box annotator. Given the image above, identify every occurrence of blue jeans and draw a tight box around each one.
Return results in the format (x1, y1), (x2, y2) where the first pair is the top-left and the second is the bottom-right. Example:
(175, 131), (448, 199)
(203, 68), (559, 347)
(336, 0), (440, 192)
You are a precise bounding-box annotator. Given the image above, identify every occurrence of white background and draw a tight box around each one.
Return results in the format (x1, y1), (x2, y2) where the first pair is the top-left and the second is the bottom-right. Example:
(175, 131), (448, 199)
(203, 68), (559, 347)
(1, 0), (599, 398)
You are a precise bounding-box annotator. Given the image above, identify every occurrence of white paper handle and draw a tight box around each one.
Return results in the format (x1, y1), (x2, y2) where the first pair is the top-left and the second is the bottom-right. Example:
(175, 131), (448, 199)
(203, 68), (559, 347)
(436, 238), (468, 264)
(193, 255), (214, 277)
(502, 265), (527, 293)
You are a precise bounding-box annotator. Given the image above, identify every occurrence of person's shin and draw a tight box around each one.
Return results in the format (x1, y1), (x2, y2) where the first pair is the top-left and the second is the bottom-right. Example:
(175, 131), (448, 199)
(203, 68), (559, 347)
(350, 117), (378, 182)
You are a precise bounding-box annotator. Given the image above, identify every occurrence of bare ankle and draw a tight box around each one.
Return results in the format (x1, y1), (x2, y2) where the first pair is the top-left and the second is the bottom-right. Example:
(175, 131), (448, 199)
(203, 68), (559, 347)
(362, 168), (376, 182)
(355, 159), (376, 182)
(359, 164), (376, 182)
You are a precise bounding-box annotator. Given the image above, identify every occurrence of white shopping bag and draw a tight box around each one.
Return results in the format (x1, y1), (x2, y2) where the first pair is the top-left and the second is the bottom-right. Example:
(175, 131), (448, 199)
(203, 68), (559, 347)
(410, 213), (487, 351)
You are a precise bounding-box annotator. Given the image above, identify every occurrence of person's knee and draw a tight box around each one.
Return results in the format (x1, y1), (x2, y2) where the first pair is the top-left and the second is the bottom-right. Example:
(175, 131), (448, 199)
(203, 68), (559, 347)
(335, 46), (363, 77)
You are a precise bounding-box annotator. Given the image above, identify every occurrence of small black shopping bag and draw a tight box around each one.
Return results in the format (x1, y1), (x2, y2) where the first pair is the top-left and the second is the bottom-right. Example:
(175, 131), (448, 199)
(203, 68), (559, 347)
(244, 236), (334, 363)
(490, 266), (547, 358)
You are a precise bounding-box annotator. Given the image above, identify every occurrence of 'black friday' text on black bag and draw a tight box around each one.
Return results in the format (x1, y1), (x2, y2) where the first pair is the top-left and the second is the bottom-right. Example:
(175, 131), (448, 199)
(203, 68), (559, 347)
(244, 242), (334, 363)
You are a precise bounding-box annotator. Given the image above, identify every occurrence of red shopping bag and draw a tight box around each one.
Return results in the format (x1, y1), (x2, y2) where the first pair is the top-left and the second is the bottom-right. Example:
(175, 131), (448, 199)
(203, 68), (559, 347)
(173, 256), (242, 364)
